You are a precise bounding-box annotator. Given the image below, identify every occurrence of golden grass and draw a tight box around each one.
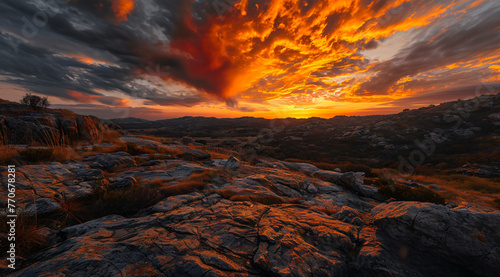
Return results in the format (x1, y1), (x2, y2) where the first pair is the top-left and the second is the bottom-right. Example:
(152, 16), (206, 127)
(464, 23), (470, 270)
(160, 180), (208, 196)
(100, 130), (123, 144)
(202, 146), (240, 160)
(374, 168), (500, 209)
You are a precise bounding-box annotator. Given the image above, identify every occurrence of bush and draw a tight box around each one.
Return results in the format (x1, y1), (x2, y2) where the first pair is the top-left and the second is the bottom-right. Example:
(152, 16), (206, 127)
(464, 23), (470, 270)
(379, 184), (445, 204)
(125, 142), (143, 155)
(20, 93), (50, 112)
(18, 148), (53, 163)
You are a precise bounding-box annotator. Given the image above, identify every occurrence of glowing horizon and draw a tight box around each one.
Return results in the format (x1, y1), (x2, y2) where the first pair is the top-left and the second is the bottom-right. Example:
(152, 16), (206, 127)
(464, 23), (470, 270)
(0, 0), (498, 120)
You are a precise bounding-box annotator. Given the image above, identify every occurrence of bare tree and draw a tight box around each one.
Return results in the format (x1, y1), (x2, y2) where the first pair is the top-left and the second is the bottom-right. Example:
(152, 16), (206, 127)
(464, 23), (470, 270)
(20, 93), (50, 112)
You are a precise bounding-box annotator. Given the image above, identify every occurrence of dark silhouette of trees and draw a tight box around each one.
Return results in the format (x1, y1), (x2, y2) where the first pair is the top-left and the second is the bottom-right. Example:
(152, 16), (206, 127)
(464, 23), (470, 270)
(20, 93), (50, 112)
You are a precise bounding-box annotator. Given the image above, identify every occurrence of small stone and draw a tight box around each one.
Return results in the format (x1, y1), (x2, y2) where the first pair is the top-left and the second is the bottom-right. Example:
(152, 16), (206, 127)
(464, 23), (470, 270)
(307, 183), (318, 194)
(225, 156), (241, 170)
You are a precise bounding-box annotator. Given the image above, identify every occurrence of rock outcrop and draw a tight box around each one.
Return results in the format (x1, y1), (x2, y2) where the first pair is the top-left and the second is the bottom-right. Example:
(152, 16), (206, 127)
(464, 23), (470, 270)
(0, 101), (120, 145)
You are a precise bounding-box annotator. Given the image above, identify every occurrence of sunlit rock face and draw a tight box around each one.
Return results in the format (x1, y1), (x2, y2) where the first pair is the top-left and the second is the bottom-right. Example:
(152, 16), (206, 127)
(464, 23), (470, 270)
(4, 148), (500, 277)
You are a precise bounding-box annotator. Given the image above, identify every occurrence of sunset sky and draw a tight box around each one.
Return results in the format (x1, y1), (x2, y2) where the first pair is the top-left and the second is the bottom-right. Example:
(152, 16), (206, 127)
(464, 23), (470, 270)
(0, 0), (499, 119)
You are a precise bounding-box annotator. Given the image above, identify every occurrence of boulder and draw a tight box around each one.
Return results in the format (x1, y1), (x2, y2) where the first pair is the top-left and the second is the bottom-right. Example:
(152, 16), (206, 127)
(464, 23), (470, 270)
(23, 198), (61, 215)
(12, 199), (360, 277)
(280, 162), (319, 176)
(119, 136), (160, 148)
(111, 176), (138, 189)
(372, 202), (500, 277)
(313, 170), (382, 200)
(180, 149), (211, 160)
(224, 156), (240, 170)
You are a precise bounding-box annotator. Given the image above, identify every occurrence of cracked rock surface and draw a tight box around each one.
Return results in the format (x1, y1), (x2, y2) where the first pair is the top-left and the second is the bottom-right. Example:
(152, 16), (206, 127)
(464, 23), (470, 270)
(2, 152), (500, 277)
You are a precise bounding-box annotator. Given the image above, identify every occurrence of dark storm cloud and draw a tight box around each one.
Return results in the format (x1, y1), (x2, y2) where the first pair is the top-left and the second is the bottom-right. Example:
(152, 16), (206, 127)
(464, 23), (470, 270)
(52, 103), (166, 119)
(0, 0), (210, 106)
(355, 3), (500, 96)
(143, 94), (209, 107)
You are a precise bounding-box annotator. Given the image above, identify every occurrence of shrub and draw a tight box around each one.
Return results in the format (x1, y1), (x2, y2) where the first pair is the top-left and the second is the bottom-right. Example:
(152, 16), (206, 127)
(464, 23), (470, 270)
(20, 93), (50, 112)
(18, 148), (53, 163)
(55, 197), (89, 227)
(125, 142), (143, 155)
(378, 184), (445, 204)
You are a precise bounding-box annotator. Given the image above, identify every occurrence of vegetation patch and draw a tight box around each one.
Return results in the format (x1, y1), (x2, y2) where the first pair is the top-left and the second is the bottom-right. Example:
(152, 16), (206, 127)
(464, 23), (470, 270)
(92, 182), (164, 217)
(379, 184), (446, 205)
(18, 148), (54, 163)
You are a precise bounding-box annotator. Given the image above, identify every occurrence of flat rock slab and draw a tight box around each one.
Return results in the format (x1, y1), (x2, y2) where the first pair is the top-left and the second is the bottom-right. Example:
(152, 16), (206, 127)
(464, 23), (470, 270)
(11, 195), (360, 277)
(0, 163), (104, 215)
(86, 151), (137, 172)
(119, 136), (161, 147)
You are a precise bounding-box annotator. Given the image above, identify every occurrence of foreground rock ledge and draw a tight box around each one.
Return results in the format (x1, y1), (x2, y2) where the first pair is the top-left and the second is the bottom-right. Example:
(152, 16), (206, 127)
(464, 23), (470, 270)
(8, 195), (500, 277)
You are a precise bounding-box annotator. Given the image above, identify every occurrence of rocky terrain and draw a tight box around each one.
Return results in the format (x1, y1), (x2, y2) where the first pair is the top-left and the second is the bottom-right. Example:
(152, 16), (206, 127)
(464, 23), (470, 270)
(0, 134), (499, 277)
(0, 95), (499, 276)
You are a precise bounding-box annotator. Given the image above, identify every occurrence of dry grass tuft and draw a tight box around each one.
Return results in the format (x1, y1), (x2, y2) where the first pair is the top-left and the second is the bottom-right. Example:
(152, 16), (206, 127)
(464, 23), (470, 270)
(160, 180), (208, 196)
(101, 130), (123, 144)
(203, 146), (240, 160)
(54, 197), (89, 227)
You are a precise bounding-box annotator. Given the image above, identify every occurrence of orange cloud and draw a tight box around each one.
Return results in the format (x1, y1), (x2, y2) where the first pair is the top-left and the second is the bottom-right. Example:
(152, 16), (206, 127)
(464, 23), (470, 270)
(67, 90), (100, 103)
(111, 0), (135, 23)
(141, 0), (458, 105)
(68, 54), (110, 65)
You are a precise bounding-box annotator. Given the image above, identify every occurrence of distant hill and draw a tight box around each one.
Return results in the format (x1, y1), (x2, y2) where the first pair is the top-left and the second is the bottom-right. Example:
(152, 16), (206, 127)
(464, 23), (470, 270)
(111, 93), (500, 171)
